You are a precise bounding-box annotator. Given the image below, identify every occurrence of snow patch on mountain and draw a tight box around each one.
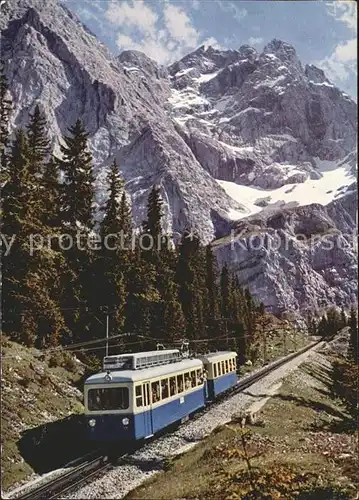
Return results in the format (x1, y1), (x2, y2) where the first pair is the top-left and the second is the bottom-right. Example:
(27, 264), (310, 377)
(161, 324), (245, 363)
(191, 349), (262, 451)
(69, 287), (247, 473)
(217, 158), (355, 218)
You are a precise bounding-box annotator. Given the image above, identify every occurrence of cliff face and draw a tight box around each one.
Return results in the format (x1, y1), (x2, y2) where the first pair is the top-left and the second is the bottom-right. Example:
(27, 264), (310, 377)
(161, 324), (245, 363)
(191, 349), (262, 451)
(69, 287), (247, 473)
(1, 0), (357, 313)
(214, 190), (357, 314)
(0, 0), (243, 240)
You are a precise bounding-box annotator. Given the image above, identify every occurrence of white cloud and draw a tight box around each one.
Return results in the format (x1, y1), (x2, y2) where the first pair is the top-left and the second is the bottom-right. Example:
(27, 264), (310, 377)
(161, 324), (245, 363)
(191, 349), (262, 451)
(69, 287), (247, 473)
(202, 37), (224, 50)
(106, 0), (158, 35)
(248, 36), (264, 46)
(163, 3), (200, 46)
(334, 38), (357, 61)
(191, 0), (200, 10)
(215, 1), (247, 22)
(315, 1), (357, 88)
(109, 0), (206, 65)
(325, 1), (357, 32)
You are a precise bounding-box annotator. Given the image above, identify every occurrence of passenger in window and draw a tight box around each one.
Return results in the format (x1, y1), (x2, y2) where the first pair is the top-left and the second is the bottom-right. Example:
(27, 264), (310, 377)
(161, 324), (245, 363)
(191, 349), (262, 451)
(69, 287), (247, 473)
(177, 376), (184, 393)
(161, 380), (169, 398)
(184, 375), (192, 389)
(191, 372), (197, 386)
(170, 379), (176, 396)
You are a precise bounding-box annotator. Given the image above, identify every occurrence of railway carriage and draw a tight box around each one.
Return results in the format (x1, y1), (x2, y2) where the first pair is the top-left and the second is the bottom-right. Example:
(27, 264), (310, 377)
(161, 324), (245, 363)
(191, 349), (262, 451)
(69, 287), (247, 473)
(199, 351), (237, 400)
(84, 351), (206, 442)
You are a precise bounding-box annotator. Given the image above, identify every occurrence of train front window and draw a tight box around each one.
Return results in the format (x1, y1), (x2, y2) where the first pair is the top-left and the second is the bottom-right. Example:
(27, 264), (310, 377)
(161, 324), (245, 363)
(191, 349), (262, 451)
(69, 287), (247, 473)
(88, 387), (129, 411)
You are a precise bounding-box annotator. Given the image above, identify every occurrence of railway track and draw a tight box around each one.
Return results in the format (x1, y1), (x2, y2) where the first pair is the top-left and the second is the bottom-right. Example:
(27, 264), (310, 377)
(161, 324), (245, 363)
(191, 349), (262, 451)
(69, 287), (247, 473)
(14, 339), (321, 500)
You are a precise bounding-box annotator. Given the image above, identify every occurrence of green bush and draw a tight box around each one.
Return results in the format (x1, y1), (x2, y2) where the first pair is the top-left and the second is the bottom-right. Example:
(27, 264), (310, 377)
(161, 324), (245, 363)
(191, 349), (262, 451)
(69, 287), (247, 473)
(332, 358), (359, 418)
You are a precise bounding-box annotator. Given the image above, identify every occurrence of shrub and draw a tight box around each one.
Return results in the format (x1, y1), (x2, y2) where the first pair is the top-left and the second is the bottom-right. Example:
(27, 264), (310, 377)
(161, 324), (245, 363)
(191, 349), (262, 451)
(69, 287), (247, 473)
(332, 358), (359, 418)
(48, 350), (78, 373)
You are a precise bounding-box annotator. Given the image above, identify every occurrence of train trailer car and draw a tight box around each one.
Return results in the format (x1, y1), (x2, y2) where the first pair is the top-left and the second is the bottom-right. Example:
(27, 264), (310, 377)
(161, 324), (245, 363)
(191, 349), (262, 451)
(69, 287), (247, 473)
(199, 351), (238, 400)
(84, 358), (206, 442)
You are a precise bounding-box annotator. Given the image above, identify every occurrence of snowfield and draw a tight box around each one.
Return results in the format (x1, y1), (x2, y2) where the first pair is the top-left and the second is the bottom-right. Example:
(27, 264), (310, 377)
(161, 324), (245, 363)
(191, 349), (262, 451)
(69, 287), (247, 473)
(219, 159), (355, 219)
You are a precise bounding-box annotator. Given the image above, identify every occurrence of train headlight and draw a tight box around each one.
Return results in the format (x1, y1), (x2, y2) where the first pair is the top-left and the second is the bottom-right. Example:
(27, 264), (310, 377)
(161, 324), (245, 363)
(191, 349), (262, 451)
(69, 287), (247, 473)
(122, 417), (129, 426)
(88, 419), (96, 427)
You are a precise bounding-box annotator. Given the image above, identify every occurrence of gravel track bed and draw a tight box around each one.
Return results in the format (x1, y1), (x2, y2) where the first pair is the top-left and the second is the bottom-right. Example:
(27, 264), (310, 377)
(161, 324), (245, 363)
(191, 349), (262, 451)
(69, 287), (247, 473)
(65, 343), (322, 499)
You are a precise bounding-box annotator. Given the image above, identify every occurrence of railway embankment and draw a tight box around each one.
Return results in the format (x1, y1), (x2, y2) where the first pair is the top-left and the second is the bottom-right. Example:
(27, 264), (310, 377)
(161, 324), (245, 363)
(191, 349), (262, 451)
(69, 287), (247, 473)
(1, 338), (89, 493)
(124, 344), (357, 500)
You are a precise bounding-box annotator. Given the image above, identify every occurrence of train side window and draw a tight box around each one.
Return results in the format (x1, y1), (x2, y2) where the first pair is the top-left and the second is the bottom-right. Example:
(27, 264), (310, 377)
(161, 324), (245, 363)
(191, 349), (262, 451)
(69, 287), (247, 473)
(225, 360), (229, 373)
(213, 363), (217, 378)
(222, 361), (225, 374)
(196, 369), (202, 386)
(177, 374), (184, 393)
(135, 385), (143, 407)
(217, 362), (221, 377)
(151, 381), (160, 403)
(161, 378), (169, 399)
(190, 370), (197, 387)
(184, 372), (192, 389)
(169, 376), (177, 396)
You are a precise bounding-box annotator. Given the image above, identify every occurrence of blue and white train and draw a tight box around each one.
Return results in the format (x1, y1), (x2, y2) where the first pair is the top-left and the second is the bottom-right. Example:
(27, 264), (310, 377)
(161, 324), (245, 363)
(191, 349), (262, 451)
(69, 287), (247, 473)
(84, 349), (237, 442)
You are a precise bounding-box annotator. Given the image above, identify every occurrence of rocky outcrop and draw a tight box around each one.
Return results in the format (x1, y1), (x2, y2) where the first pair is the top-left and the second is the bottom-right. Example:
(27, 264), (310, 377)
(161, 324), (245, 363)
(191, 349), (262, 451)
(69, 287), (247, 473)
(213, 191), (357, 314)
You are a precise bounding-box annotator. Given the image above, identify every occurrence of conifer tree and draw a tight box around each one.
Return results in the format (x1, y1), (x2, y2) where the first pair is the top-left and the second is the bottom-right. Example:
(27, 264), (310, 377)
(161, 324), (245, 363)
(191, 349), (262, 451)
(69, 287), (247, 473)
(2, 130), (65, 346)
(26, 104), (51, 176)
(0, 63), (12, 181)
(340, 306), (347, 329)
(95, 160), (130, 335)
(220, 263), (230, 321)
(119, 190), (132, 240)
(59, 119), (95, 342)
(157, 268), (186, 342)
(176, 231), (206, 339)
(142, 184), (163, 242)
(41, 157), (62, 228)
(205, 244), (219, 335)
(348, 306), (358, 365)
(124, 245), (159, 335)
(60, 119), (94, 230)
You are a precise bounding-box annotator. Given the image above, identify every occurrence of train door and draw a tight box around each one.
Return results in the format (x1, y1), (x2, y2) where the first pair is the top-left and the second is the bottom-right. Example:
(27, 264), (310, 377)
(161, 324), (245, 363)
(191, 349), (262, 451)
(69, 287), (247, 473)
(142, 382), (153, 438)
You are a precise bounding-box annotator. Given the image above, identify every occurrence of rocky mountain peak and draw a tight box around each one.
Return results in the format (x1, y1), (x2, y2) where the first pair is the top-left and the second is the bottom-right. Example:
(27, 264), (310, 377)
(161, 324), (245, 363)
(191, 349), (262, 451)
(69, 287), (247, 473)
(304, 64), (330, 84)
(263, 38), (300, 67)
(117, 50), (168, 80)
(237, 44), (258, 61)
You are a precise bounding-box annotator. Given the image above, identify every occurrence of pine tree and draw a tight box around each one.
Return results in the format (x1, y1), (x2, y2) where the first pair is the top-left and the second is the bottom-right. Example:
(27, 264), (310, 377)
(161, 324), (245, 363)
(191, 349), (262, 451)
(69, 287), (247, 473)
(59, 120), (95, 342)
(220, 263), (230, 320)
(2, 130), (33, 337)
(60, 119), (94, 230)
(124, 245), (160, 336)
(317, 314), (328, 337)
(41, 157), (62, 228)
(94, 160), (130, 335)
(340, 306), (347, 329)
(176, 231), (206, 340)
(157, 268), (186, 342)
(205, 244), (219, 336)
(348, 307), (358, 365)
(26, 104), (51, 176)
(326, 307), (341, 336)
(119, 190), (132, 240)
(2, 129), (65, 346)
(142, 184), (163, 243)
(0, 62), (12, 181)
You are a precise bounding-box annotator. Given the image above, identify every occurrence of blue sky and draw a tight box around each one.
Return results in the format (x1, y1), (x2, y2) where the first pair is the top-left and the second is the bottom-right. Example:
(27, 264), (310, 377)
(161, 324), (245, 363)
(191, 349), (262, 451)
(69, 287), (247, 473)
(63, 0), (357, 99)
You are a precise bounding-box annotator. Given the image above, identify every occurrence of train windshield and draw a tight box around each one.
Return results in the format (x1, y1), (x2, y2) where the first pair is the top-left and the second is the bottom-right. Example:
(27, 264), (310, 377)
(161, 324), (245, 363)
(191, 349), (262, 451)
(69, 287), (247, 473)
(87, 387), (129, 411)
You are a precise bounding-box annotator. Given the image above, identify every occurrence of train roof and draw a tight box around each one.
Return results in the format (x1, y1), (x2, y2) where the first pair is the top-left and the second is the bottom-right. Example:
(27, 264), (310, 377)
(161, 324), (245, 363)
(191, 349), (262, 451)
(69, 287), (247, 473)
(85, 358), (203, 385)
(198, 351), (237, 363)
